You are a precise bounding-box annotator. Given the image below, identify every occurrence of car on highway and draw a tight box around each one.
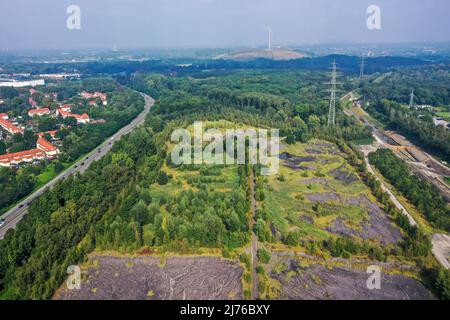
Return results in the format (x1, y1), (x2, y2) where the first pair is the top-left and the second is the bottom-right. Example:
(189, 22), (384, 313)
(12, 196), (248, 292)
(81, 162), (85, 166)
(19, 204), (24, 208)
(0, 219), (5, 227)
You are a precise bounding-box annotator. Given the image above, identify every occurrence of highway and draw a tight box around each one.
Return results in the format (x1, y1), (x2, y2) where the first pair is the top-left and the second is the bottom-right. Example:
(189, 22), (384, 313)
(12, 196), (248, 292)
(0, 93), (154, 240)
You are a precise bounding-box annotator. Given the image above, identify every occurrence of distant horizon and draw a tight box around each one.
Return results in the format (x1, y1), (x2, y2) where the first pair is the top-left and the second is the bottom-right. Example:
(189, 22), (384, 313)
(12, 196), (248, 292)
(1, 41), (450, 55)
(1, 0), (449, 52)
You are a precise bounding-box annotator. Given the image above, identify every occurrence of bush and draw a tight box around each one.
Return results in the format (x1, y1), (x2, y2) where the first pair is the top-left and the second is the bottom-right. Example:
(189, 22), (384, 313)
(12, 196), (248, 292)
(156, 171), (169, 185)
(257, 248), (271, 264)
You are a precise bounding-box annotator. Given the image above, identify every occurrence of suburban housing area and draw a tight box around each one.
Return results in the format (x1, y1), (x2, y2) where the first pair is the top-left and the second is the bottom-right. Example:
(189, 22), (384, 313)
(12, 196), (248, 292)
(0, 85), (111, 167)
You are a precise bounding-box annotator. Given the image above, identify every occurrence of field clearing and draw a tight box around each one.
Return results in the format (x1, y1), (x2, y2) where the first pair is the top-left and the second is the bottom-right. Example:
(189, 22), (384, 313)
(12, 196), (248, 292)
(55, 255), (243, 300)
(437, 112), (450, 118)
(149, 164), (240, 202)
(263, 140), (401, 244)
(266, 253), (434, 300)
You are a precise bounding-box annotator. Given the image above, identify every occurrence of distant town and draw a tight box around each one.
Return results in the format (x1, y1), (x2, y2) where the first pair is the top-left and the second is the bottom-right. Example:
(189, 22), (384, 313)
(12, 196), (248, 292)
(0, 76), (109, 167)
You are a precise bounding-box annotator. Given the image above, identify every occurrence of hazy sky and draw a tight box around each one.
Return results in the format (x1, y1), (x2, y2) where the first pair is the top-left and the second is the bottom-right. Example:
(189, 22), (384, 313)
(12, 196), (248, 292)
(0, 0), (449, 50)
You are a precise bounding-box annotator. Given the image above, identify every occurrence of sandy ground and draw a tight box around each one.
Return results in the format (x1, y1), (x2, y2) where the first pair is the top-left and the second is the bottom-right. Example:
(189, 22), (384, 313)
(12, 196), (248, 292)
(55, 255), (243, 300)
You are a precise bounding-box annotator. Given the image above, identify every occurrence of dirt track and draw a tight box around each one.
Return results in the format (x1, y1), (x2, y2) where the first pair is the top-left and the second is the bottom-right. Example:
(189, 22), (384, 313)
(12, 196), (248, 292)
(56, 255), (243, 300)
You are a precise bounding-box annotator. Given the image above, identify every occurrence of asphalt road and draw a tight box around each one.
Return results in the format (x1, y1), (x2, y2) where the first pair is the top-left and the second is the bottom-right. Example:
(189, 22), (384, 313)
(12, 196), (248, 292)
(0, 93), (154, 240)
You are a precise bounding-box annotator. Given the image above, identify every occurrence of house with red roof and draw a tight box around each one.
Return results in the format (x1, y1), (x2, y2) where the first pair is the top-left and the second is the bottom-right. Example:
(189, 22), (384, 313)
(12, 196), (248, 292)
(0, 137), (59, 167)
(0, 149), (46, 167)
(28, 108), (51, 117)
(57, 108), (90, 124)
(37, 138), (59, 158)
(81, 91), (108, 105)
(60, 103), (72, 111)
(0, 118), (23, 135)
(37, 130), (58, 139)
(28, 97), (38, 107)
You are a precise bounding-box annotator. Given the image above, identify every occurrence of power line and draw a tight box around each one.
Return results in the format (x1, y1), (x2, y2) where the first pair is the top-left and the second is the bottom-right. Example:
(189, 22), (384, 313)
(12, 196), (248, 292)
(359, 55), (366, 79)
(328, 61), (338, 127)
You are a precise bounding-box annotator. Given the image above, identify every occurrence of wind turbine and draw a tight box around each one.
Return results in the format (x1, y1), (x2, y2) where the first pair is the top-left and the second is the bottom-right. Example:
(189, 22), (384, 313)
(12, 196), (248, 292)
(265, 27), (272, 50)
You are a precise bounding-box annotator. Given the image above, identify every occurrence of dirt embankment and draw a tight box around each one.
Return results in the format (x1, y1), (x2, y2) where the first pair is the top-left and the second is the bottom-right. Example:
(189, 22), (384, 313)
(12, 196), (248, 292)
(56, 255), (243, 300)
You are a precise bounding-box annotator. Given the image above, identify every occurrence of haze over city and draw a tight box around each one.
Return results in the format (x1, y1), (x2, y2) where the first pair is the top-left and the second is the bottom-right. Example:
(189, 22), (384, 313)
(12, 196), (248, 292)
(1, 0), (450, 50)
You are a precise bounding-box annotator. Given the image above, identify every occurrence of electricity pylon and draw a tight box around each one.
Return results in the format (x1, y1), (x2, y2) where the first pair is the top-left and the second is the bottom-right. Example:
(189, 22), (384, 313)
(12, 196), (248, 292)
(328, 61), (338, 126)
(359, 55), (366, 79)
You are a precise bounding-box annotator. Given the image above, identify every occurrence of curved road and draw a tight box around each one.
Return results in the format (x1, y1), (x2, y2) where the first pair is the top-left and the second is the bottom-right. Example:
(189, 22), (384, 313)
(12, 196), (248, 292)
(0, 93), (154, 240)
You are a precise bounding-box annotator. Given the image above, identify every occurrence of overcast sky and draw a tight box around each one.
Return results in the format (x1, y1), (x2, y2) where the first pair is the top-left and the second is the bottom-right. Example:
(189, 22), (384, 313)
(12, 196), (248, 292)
(0, 0), (449, 50)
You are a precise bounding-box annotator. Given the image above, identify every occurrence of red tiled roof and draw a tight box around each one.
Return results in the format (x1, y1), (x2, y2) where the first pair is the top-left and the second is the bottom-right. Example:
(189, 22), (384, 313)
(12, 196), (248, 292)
(73, 113), (89, 120)
(0, 118), (23, 134)
(0, 148), (45, 165)
(37, 130), (57, 138)
(37, 138), (57, 152)
(28, 108), (50, 116)
(0, 113), (8, 119)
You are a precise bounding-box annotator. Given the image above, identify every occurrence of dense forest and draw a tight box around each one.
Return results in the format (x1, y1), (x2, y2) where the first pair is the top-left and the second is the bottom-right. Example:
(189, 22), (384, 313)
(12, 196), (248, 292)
(367, 99), (450, 162)
(360, 66), (450, 106)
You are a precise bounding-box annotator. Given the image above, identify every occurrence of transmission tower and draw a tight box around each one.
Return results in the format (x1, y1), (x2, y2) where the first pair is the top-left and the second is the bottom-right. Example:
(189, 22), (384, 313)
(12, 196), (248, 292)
(328, 61), (338, 126)
(409, 90), (415, 109)
(359, 55), (366, 79)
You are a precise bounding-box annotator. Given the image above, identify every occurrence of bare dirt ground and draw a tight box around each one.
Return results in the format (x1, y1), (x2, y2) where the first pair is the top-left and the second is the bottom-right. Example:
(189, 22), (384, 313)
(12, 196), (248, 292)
(55, 255), (243, 300)
(271, 259), (434, 300)
(280, 152), (317, 170)
(215, 49), (306, 61)
(304, 141), (343, 156)
(307, 193), (402, 244)
(330, 165), (359, 185)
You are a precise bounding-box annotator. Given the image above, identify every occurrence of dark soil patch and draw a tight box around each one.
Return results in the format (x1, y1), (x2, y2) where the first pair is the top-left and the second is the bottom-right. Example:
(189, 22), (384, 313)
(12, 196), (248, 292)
(304, 141), (343, 156)
(272, 263), (435, 300)
(56, 256), (243, 300)
(330, 165), (359, 185)
(280, 152), (317, 171)
(306, 193), (402, 244)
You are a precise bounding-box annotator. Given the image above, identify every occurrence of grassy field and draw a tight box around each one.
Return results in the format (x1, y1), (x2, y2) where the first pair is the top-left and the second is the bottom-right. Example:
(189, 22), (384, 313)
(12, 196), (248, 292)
(150, 121), (245, 201)
(262, 140), (381, 242)
(437, 112), (450, 120)
(149, 163), (240, 202)
(444, 176), (450, 186)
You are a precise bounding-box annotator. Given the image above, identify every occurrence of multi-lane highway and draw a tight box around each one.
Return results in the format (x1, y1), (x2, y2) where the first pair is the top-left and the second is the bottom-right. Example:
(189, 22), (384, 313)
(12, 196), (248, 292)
(0, 93), (154, 240)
